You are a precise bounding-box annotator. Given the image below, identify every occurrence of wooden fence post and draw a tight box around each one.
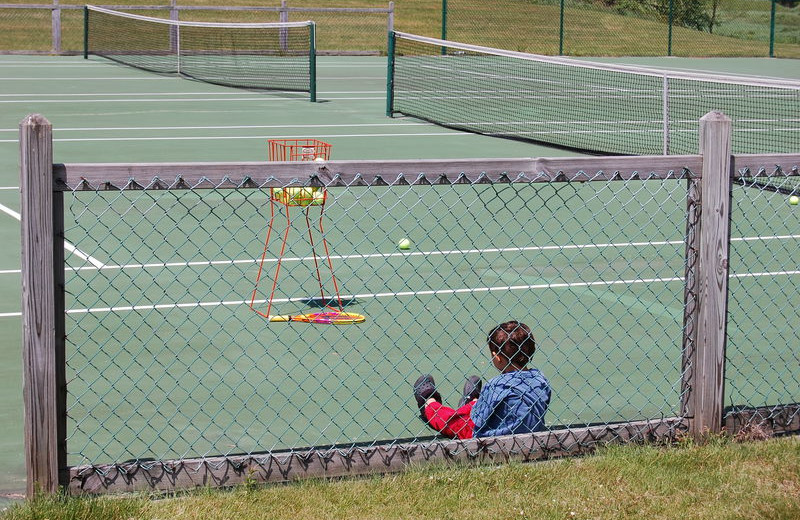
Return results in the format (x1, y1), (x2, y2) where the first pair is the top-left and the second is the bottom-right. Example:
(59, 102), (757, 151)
(169, 0), (179, 55)
(20, 114), (66, 495)
(684, 111), (732, 438)
(51, 0), (61, 54)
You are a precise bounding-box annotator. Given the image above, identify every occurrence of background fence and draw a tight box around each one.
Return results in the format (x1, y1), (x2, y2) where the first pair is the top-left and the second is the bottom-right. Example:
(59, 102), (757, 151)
(2, 0), (799, 57)
(440, 0), (800, 58)
(0, 0), (394, 55)
(20, 112), (800, 495)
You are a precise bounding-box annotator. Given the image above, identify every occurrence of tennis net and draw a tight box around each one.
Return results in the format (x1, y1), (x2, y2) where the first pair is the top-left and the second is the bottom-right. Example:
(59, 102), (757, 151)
(387, 32), (800, 156)
(84, 6), (317, 100)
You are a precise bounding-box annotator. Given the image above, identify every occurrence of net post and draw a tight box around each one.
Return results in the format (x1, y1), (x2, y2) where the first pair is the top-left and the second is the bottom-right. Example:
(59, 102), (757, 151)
(386, 31), (395, 117)
(387, 2), (394, 34)
(685, 111), (732, 439)
(20, 114), (67, 495)
(309, 22), (316, 102)
(83, 5), (88, 59)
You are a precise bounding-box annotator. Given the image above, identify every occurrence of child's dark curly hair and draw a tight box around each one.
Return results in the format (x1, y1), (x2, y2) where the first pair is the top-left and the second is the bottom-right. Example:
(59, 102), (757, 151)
(487, 321), (535, 368)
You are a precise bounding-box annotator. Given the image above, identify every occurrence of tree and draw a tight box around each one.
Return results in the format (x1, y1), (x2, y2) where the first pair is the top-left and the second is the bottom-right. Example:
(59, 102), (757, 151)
(595, 0), (712, 32)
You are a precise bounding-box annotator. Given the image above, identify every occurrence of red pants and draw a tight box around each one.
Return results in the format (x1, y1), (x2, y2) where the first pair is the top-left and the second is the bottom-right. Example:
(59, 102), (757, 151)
(424, 401), (476, 440)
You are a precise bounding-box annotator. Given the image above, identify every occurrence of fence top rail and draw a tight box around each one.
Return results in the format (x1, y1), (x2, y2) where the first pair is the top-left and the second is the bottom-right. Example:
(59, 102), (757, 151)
(54, 155), (704, 190)
(0, 2), (393, 12)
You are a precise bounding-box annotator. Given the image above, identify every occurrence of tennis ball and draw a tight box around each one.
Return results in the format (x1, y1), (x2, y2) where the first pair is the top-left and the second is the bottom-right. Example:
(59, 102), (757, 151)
(790, 195), (799, 206)
(284, 187), (313, 206)
(311, 189), (326, 205)
(398, 238), (411, 250)
(314, 157), (326, 162)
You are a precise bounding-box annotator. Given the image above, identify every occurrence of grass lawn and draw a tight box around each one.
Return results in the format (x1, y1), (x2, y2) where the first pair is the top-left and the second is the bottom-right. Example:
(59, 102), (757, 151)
(1, 0), (799, 57)
(4, 435), (799, 519)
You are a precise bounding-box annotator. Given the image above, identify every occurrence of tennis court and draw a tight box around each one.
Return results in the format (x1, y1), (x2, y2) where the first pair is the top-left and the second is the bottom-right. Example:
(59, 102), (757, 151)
(2, 53), (800, 496)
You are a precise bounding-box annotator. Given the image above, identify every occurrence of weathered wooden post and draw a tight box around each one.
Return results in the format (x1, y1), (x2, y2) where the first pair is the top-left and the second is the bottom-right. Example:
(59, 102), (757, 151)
(20, 114), (66, 495)
(683, 111), (732, 438)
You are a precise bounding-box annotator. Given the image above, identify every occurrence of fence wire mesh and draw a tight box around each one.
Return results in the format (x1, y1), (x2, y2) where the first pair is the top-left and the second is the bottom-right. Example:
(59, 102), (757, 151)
(0, 1), (393, 54)
(725, 165), (800, 432)
(440, 0), (800, 58)
(63, 174), (692, 468)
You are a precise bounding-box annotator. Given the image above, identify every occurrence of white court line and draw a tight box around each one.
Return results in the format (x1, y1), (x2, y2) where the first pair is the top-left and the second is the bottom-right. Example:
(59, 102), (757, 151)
(0, 238), (797, 317)
(0, 62), (382, 68)
(63, 234), (800, 273)
(0, 91), (385, 98)
(0, 77), (176, 80)
(0, 96), (383, 104)
(0, 122), (428, 133)
(0, 132), (464, 144)
(54, 269), (800, 316)
(0, 203), (105, 268)
(0, 233), (797, 275)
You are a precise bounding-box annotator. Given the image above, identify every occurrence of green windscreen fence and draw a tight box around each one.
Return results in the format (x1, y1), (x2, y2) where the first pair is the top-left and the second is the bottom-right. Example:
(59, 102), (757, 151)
(388, 32), (800, 156)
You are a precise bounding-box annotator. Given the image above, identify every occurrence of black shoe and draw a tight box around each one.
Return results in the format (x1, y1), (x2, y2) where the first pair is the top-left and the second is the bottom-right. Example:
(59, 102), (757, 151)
(413, 375), (441, 420)
(457, 375), (482, 408)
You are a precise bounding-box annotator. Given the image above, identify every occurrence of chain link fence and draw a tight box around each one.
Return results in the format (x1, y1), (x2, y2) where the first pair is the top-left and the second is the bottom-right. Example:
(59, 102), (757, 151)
(0, 0), (394, 54)
(19, 114), (800, 494)
(63, 174), (689, 467)
(3, 1), (799, 57)
(725, 167), (800, 434)
(440, 0), (800, 58)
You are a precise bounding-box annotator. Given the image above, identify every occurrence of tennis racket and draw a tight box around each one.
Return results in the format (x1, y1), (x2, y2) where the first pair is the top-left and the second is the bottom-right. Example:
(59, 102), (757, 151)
(268, 311), (366, 325)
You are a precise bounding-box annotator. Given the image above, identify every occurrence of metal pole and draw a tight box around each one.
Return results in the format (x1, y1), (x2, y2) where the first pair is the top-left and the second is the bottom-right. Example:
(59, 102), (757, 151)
(386, 31), (395, 117)
(662, 75), (670, 155)
(441, 0), (447, 55)
(83, 5), (88, 59)
(559, 0), (565, 55)
(769, 0), (776, 58)
(309, 22), (316, 102)
(667, 0), (674, 56)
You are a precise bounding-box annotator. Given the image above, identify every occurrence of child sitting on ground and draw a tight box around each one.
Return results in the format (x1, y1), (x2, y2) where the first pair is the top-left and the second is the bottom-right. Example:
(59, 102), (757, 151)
(412, 320), (551, 439)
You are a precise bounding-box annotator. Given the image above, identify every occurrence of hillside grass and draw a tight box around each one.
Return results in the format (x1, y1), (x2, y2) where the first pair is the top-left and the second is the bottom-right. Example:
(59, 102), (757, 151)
(4, 435), (800, 520)
(1, 0), (799, 57)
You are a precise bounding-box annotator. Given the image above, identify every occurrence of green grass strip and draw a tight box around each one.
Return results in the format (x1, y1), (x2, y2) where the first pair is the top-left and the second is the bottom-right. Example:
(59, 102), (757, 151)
(5, 435), (799, 520)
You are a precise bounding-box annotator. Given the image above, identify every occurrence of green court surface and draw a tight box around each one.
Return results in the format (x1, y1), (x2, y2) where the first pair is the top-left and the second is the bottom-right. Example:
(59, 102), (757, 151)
(0, 54), (799, 496)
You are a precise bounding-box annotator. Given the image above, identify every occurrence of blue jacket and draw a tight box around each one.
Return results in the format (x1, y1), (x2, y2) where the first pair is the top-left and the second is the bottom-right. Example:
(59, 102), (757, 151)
(470, 369), (551, 437)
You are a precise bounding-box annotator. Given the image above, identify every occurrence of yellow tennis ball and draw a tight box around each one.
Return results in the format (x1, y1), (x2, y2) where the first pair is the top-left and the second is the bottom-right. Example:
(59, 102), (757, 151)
(398, 238), (411, 250)
(285, 187), (313, 206)
(790, 195), (799, 206)
(311, 189), (326, 205)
